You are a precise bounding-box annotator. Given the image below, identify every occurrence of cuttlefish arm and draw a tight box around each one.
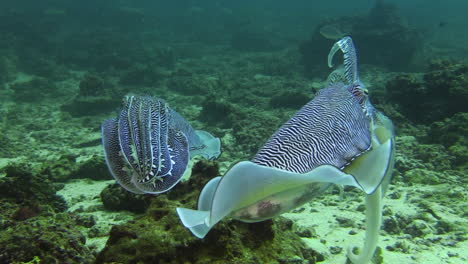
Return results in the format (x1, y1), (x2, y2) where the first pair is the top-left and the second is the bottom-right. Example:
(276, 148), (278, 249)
(345, 111), (395, 264)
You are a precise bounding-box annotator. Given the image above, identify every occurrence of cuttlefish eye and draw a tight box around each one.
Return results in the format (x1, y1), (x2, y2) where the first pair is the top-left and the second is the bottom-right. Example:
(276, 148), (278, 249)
(350, 84), (368, 104)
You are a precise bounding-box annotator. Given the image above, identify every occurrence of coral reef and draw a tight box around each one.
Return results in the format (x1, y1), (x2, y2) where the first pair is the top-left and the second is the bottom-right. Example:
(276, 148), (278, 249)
(386, 61), (468, 123)
(100, 184), (150, 213)
(96, 161), (322, 264)
(0, 163), (94, 263)
(0, 2), (466, 262)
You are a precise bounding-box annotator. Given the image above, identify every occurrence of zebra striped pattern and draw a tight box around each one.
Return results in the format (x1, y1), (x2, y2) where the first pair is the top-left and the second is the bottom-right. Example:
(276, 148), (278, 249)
(328, 36), (359, 84)
(102, 96), (190, 194)
(253, 84), (372, 173)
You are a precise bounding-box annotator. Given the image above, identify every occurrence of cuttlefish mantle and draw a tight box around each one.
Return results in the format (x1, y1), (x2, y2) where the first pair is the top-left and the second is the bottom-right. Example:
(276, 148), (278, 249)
(102, 96), (221, 194)
(177, 37), (395, 264)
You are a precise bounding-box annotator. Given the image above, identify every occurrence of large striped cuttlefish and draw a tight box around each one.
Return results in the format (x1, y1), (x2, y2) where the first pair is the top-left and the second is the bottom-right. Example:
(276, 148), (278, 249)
(177, 37), (395, 264)
(102, 96), (221, 194)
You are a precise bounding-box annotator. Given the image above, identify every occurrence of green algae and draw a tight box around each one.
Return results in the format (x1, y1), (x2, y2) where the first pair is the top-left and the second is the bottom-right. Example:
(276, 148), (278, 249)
(0, 163), (94, 263)
(96, 161), (322, 264)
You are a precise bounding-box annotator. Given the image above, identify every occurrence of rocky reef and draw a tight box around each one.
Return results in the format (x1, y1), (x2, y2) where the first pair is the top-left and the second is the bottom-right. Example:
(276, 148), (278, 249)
(0, 164), (94, 263)
(96, 161), (323, 264)
(0, 1), (466, 263)
(386, 60), (468, 123)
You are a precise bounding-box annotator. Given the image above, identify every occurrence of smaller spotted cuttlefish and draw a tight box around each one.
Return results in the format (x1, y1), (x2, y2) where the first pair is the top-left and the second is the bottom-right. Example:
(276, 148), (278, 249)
(177, 37), (395, 264)
(102, 95), (221, 194)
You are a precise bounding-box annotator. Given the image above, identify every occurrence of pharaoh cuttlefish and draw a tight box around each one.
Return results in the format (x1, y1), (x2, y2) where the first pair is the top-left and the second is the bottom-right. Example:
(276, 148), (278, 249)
(177, 37), (395, 264)
(102, 95), (221, 194)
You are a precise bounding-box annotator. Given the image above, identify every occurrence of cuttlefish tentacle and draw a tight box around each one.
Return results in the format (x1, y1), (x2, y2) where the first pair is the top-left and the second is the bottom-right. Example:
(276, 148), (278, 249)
(328, 36), (359, 85)
(328, 36), (395, 263)
(348, 185), (382, 264)
(177, 37), (395, 264)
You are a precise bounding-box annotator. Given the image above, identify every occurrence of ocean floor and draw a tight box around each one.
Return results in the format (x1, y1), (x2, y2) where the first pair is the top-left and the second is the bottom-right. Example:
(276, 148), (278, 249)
(57, 179), (136, 252)
(1, 44), (467, 263)
(283, 183), (468, 264)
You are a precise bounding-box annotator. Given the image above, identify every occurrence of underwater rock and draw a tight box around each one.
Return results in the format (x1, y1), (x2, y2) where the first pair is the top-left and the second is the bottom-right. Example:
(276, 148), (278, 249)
(11, 205), (42, 221)
(78, 74), (109, 97)
(0, 132), (15, 158)
(382, 216), (400, 235)
(61, 74), (121, 117)
(386, 61), (468, 123)
(69, 154), (110, 181)
(40, 153), (110, 181)
(0, 212), (94, 264)
(426, 112), (468, 169)
(100, 184), (150, 213)
(61, 94), (120, 117)
(0, 163), (67, 212)
(403, 219), (432, 238)
(200, 96), (235, 128)
(393, 135), (463, 184)
(335, 216), (355, 228)
(96, 161), (321, 264)
(0, 163), (94, 263)
(404, 169), (443, 185)
(96, 212), (320, 264)
(294, 225), (316, 238)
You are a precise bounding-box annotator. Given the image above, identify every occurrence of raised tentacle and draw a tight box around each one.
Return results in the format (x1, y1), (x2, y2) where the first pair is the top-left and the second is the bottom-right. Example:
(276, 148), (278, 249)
(328, 36), (359, 85)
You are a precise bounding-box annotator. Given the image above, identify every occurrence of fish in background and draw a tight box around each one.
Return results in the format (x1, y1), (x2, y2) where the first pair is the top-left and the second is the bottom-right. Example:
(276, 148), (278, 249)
(102, 95), (221, 194)
(177, 37), (395, 264)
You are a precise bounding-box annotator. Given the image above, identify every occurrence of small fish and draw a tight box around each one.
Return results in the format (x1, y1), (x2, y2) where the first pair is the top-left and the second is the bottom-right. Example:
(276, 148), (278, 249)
(102, 95), (221, 194)
(177, 37), (395, 264)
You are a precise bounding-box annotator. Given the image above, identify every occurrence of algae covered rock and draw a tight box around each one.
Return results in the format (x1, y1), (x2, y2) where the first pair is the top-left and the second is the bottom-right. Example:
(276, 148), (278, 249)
(40, 153), (111, 182)
(426, 112), (468, 169)
(386, 61), (468, 123)
(0, 163), (67, 211)
(96, 160), (322, 264)
(0, 213), (94, 264)
(96, 212), (320, 264)
(0, 163), (94, 263)
(61, 74), (121, 117)
(100, 183), (150, 213)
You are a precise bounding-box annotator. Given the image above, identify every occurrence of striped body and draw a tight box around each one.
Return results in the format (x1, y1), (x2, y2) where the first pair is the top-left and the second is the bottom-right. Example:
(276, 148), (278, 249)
(102, 96), (192, 194)
(253, 83), (371, 173)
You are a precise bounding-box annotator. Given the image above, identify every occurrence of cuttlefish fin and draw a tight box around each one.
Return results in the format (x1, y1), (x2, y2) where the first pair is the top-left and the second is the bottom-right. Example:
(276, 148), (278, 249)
(177, 161), (362, 239)
(191, 130), (221, 160)
(176, 176), (221, 238)
(176, 208), (211, 238)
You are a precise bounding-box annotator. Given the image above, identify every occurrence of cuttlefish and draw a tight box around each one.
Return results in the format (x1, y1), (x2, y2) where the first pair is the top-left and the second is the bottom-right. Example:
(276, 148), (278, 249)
(102, 95), (221, 194)
(177, 37), (395, 264)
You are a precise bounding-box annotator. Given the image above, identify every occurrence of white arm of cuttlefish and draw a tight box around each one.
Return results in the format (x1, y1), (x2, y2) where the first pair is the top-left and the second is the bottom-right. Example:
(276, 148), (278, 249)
(347, 185), (382, 264)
